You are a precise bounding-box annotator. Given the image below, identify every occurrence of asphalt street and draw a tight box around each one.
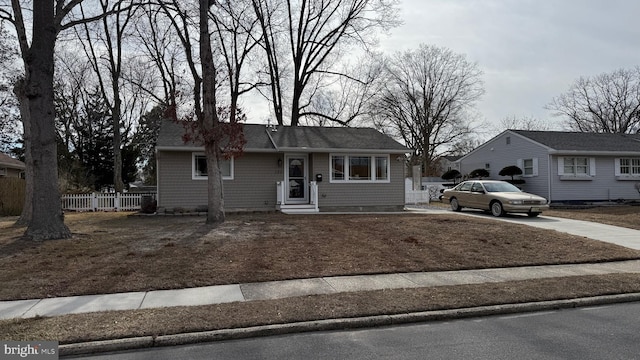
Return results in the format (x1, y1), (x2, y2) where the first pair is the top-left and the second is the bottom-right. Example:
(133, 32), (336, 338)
(65, 301), (640, 360)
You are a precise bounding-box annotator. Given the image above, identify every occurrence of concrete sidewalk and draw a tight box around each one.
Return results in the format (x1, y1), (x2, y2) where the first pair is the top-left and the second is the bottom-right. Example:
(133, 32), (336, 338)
(1, 260), (639, 320)
(2, 209), (639, 322)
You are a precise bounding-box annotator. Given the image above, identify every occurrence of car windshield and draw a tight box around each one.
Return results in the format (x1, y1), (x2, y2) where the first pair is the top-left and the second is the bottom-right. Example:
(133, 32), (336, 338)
(482, 182), (521, 193)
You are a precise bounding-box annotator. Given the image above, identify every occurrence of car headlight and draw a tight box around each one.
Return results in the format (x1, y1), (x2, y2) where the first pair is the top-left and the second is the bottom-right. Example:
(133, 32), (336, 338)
(509, 200), (523, 205)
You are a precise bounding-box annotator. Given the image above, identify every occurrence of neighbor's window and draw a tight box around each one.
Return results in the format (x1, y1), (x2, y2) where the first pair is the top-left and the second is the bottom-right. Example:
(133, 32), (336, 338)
(523, 159), (534, 175)
(563, 157), (589, 176)
(619, 158), (640, 175)
(192, 153), (233, 180)
(330, 155), (390, 182)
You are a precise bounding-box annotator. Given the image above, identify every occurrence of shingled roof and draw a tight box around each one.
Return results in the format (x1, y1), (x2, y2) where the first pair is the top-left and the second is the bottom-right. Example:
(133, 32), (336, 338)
(512, 130), (640, 152)
(0, 153), (25, 170)
(156, 120), (408, 153)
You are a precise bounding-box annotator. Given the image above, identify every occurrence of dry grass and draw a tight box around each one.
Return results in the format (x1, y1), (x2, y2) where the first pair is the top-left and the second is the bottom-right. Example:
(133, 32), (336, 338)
(2, 274), (639, 344)
(1, 211), (639, 301)
(1, 206), (640, 344)
(545, 205), (640, 230)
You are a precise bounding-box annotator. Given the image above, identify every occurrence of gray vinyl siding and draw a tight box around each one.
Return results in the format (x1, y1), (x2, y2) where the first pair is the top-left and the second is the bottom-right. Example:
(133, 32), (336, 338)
(459, 132), (551, 199)
(549, 155), (640, 202)
(158, 150), (406, 211)
(311, 153), (406, 210)
(157, 151), (282, 211)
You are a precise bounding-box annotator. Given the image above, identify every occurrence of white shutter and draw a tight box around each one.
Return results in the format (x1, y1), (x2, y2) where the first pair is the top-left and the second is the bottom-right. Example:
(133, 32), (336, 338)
(557, 157), (564, 175)
(614, 158), (621, 176)
(516, 159), (523, 169)
(532, 158), (539, 176)
(589, 158), (596, 176)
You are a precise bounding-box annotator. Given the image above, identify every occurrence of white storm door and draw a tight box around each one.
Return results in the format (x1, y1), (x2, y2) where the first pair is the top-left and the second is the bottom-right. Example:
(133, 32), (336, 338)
(285, 154), (309, 204)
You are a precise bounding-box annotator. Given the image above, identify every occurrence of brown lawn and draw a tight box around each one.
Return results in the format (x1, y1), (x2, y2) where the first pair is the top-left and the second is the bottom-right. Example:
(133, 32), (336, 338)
(1, 207), (640, 344)
(1, 210), (639, 301)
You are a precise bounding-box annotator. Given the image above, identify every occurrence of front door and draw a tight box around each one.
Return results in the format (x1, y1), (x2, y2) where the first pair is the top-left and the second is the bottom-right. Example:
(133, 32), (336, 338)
(285, 154), (308, 204)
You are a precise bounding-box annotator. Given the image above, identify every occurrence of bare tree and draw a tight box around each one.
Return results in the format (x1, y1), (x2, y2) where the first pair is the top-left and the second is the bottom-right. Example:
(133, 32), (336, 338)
(498, 115), (553, 131)
(547, 67), (640, 134)
(0, 0), (121, 240)
(252, 0), (399, 126)
(155, 1), (245, 225)
(211, 0), (261, 124)
(0, 22), (20, 153)
(75, 0), (141, 192)
(373, 44), (484, 176)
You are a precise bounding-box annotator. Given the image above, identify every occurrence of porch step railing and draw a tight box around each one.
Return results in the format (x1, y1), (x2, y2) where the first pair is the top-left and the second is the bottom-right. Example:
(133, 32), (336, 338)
(276, 181), (318, 212)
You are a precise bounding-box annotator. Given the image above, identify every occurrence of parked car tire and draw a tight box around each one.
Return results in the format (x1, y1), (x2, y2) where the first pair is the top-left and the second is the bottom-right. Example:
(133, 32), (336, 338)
(490, 201), (505, 217)
(450, 198), (462, 212)
(527, 212), (540, 217)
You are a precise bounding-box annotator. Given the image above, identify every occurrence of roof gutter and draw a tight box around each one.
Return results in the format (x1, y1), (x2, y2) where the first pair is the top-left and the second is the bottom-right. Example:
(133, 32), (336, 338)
(548, 150), (640, 156)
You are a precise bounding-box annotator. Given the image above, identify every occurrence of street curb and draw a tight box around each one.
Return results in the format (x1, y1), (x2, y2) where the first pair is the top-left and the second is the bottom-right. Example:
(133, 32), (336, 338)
(59, 292), (640, 357)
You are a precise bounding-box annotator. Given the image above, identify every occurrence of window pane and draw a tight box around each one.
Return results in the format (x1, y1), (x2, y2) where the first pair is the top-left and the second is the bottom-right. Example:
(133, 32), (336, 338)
(332, 156), (344, 180)
(195, 155), (207, 176)
(632, 158), (640, 174)
(524, 159), (533, 175)
(375, 157), (388, 180)
(220, 159), (231, 177)
(349, 156), (371, 180)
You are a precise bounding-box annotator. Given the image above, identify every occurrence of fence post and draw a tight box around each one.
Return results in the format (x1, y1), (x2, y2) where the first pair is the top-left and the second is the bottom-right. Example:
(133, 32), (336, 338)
(115, 192), (120, 212)
(92, 193), (98, 212)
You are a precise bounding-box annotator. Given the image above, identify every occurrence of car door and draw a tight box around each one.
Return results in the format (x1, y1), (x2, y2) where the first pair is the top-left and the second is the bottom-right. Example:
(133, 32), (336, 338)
(454, 182), (473, 207)
(469, 182), (488, 210)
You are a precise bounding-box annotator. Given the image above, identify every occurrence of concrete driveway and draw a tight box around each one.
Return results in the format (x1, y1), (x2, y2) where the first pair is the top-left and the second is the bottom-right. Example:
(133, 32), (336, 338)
(406, 206), (640, 250)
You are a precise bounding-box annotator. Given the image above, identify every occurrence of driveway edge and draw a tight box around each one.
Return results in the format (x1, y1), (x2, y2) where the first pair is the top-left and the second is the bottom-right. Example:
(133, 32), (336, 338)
(60, 292), (640, 357)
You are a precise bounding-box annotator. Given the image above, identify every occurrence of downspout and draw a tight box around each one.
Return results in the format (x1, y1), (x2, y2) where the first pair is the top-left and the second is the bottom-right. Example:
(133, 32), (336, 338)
(548, 153), (552, 204)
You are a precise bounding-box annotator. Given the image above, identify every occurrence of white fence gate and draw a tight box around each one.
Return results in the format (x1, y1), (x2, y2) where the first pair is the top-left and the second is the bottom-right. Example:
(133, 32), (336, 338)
(61, 193), (155, 212)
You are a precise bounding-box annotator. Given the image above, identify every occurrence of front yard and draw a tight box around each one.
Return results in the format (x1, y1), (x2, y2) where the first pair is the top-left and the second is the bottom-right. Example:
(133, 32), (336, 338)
(1, 209), (639, 301)
(2, 207), (640, 344)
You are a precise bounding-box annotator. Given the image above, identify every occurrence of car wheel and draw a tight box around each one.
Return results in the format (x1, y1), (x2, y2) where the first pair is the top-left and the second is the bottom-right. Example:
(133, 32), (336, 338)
(527, 212), (540, 217)
(450, 198), (462, 212)
(490, 201), (505, 217)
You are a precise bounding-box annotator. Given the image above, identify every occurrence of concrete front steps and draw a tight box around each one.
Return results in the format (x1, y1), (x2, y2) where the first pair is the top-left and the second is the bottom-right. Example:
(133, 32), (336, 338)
(279, 204), (319, 214)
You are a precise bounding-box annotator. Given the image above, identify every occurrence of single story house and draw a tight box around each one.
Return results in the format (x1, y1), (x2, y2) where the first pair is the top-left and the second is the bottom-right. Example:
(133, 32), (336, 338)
(0, 153), (25, 178)
(156, 120), (409, 213)
(457, 130), (640, 203)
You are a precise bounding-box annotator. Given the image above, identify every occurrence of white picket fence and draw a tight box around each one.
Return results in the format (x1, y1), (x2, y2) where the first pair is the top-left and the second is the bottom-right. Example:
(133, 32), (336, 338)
(61, 192), (155, 212)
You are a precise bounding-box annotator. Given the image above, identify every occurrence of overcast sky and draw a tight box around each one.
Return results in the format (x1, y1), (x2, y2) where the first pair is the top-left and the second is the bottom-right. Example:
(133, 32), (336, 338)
(379, 0), (640, 132)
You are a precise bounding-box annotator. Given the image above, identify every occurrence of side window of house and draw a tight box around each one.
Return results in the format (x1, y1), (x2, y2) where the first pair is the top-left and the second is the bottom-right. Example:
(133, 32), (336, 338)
(192, 153), (233, 180)
(330, 154), (390, 182)
(558, 157), (595, 178)
(617, 158), (640, 176)
(517, 158), (538, 177)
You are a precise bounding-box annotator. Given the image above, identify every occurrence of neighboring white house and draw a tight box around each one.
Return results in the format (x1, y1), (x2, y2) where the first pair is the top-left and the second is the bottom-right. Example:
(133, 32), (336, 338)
(457, 130), (640, 203)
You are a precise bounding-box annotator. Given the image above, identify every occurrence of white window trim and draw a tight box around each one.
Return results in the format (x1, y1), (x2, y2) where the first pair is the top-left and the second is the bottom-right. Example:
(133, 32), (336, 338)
(329, 154), (391, 183)
(192, 152), (234, 180)
(0, 167), (6, 176)
(614, 157), (640, 180)
(517, 158), (538, 177)
(557, 156), (595, 180)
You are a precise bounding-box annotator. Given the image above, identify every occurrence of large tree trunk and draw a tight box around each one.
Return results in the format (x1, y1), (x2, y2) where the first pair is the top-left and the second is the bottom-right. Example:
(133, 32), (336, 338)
(113, 96), (124, 193)
(13, 79), (33, 226)
(200, 0), (224, 225)
(24, 0), (71, 240)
